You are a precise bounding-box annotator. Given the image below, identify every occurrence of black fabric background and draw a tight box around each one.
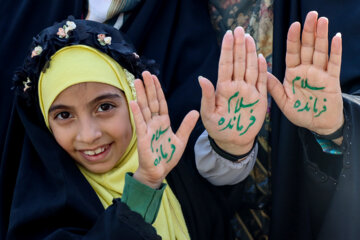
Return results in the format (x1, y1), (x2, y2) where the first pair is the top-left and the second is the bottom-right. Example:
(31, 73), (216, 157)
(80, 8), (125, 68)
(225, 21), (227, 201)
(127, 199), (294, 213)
(0, 0), (84, 162)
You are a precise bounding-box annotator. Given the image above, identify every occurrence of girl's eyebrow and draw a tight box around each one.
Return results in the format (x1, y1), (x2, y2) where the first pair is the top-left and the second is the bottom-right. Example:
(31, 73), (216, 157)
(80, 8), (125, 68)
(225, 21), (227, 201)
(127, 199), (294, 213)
(89, 93), (122, 106)
(49, 93), (122, 114)
(49, 104), (71, 114)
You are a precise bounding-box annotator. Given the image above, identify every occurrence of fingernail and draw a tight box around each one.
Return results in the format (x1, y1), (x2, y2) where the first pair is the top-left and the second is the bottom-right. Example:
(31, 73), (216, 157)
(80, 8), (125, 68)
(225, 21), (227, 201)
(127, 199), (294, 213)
(198, 76), (203, 81)
(311, 10), (318, 15)
(336, 32), (342, 38)
(234, 26), (243, 32)
(226, 29), (232, 35)
(258, 53), (264, 58)
(245, 33), (250, 38)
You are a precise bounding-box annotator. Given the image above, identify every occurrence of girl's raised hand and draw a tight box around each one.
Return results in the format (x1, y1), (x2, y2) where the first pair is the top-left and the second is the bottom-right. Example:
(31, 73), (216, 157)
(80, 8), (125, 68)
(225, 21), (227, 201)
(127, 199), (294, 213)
(130, 71), (199, 188)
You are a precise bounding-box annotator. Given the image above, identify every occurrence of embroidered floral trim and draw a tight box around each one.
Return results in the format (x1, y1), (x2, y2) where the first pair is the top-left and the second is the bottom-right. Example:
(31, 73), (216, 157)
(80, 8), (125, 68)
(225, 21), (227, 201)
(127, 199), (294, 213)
(31, 46), (43, 58)
(57, 21), (76, 39)
(124, 68), (136, 98)
(97, 34), (112, 46)
(23, 77), (31, 92)
(13, 18), (158, 105)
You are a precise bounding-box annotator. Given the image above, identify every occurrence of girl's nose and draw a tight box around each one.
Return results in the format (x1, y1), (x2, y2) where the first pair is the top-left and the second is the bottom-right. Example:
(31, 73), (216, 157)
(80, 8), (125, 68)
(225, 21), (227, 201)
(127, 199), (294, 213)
(75, 117), (102, 144)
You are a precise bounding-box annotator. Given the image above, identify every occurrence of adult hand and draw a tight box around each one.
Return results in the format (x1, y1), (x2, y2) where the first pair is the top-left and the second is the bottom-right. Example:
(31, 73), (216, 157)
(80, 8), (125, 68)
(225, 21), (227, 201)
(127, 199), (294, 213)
(199, 27), (268, 156)
(267, 11), (343, 142)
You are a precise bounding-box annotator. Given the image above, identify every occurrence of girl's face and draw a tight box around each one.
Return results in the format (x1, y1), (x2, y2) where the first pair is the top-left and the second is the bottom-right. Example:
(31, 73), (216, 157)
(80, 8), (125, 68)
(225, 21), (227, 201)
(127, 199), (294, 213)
(48, 82), (133, 174)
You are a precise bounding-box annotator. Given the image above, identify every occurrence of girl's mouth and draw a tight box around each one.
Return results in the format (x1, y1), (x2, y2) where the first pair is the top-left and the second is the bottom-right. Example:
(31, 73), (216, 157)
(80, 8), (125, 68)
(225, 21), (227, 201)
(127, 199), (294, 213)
(79, 143), (112, 162)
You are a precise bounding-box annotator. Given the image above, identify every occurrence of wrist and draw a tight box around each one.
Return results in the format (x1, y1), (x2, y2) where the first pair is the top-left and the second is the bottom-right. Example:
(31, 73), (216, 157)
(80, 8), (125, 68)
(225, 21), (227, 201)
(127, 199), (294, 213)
(214, 139), (254, 156)
(313, 114), (344, 136)
(133, 170), (162, 189)
(208, 135), (256, 162)
(312, 114), (345, 145)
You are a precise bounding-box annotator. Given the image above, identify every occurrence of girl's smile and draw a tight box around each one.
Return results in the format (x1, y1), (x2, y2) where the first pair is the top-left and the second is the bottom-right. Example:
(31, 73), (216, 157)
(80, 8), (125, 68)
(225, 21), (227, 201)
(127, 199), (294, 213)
(78, 143), (112, 162)
(49, 82), (133, 173)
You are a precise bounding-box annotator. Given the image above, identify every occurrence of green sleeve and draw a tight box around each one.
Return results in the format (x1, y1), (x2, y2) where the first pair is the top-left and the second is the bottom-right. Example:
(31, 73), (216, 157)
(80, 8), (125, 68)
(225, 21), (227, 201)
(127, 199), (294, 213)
(121, 172), (166, 224)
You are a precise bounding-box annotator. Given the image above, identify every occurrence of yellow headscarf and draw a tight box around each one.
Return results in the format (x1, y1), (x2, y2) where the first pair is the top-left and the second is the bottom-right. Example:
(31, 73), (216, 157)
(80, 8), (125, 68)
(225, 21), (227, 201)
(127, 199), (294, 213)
(38, 45), (189, 239)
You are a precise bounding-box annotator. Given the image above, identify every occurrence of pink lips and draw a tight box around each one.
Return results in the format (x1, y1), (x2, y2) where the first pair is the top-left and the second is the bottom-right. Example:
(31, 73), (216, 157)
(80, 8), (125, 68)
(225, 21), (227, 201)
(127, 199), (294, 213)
(78, 143), (112, 162)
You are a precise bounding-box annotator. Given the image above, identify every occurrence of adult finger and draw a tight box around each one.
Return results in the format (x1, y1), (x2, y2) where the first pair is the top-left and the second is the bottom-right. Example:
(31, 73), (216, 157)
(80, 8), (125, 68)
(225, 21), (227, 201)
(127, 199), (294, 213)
(233, 26), (246, 81)
(198, 76), (216, 121)
(218, 30), (234, 85)
(267, 72), (287, 111)
(245, 34), (258, 86)
(257, 54), (267, 96)
(286, 22), (301, 68)
(328, 33), (342, 79)
(313, 17), (329, 70)
(301, 11), (318, 64)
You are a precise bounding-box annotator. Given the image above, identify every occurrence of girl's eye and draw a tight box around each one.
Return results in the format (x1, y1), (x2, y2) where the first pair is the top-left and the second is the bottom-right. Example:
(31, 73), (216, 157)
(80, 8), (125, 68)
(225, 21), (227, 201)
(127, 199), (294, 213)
(98, 103), (114, 112)
(55, 112), (71, 120)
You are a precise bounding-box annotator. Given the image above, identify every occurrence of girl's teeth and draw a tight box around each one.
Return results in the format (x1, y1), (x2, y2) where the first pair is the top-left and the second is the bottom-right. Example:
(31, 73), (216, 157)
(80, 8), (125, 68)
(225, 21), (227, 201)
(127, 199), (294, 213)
(84, 146), (105, 156)
(95, 147), (104, 154)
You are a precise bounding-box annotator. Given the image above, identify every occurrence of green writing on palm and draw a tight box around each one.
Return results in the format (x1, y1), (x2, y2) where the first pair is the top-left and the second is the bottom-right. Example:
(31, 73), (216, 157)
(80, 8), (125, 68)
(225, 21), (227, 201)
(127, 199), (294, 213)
(218, 91), (259, 136)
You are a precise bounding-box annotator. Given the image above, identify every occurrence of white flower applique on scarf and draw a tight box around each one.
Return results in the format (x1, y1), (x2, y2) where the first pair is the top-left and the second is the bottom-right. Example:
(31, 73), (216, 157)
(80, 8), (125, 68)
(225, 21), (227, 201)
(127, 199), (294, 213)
(57, 21), (77, 39)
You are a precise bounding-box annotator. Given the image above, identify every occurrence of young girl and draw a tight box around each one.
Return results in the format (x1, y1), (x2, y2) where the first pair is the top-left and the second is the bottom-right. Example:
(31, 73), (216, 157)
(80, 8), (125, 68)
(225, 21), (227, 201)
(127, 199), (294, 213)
(2, 17), (266, 239)
(4, 17), (199, 239)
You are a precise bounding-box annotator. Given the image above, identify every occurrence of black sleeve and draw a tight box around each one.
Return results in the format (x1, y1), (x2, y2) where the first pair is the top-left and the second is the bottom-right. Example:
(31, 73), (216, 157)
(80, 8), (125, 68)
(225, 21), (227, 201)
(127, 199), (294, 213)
(297, 127), (342, 235)
(37, 199), (160, 240)
(7, 200), (159, 240)
(297, 93), (360, 237)
(298, 92), (360, 182)
(299, 128), (343, 182)
(5, 164), (161, 240)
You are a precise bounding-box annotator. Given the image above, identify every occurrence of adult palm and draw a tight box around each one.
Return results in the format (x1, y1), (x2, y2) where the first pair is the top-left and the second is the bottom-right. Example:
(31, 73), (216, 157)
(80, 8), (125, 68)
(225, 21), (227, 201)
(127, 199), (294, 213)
(199, 27), (268, 155)
(268, 11), (343, 136)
